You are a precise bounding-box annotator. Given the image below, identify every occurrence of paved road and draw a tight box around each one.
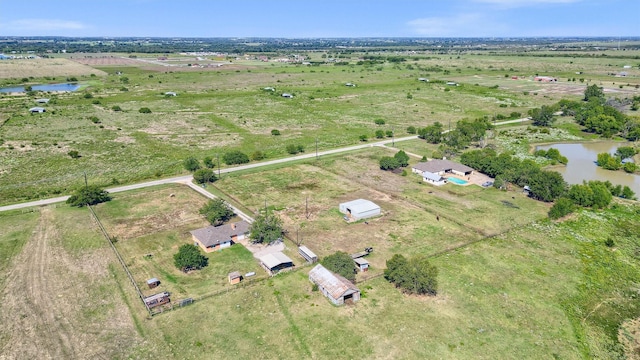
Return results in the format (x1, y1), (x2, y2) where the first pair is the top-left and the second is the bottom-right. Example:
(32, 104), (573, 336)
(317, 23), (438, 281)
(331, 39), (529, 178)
(0, 118), (529, 213)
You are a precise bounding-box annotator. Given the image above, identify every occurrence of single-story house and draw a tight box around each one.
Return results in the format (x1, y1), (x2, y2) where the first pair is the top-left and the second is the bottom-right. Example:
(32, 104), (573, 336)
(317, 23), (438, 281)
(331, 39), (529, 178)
(164, 91), (177, 96)
(281, 93), (293, 98)
(146, 278), (160, 289)
(339, 199), (380, 221)
(309, 264), (360, 305)
(29, 107), (46, 113)
(412, 160), (474, 177)
(298, 245), (318, 263)
(190, 221), (250, 253)
(144, 292), (170, 309)
(35, 98), (50, 104)
(422, 171), (448, 186)
(354, 258), (369, 272)
(228, 271), (242, 284)
(260, 252), (294, 275)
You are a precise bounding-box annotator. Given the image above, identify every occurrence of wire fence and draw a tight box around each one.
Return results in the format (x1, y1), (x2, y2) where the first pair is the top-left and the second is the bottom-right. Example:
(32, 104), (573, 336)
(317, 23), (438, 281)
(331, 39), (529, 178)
(87, 205), (153, 317)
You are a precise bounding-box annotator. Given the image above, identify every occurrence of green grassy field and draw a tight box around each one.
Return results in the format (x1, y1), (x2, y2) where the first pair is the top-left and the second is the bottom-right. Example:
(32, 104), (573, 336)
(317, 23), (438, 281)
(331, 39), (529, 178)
(2, 52), (637, 205)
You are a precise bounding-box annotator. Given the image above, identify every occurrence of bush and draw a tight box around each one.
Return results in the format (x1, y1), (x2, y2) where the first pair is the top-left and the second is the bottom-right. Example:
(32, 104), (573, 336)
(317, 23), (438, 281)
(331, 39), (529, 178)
(271, 129), (281, 136)
(66, 185), (111, 207)
(183, 156), (201, 172)
(83, 93), (93, 99)
(251, 151), (265, 161)
(111, 105), (122, 111)
(359, 134), (368, 142)
(193, 168), (216, 184)
(139, 107), (152, 114)
(374, 119), (385, 125)
(384, 254), (438, 295)
(67, 150), (80, 159)
(406, 126), (416, 134)
(623, 162), (637, 173)
(174, 244), (208, 272)
(548, 198), (575, 219)
(89, 116), (100, 124)
(223, 150), (249, 165)
(203, 156), (215, 168)
(375, 130), (385, 139)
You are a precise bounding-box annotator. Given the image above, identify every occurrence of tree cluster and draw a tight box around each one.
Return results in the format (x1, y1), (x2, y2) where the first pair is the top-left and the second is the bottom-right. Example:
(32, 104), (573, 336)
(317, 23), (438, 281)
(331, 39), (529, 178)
(533, 147), (568, 165)
(549, 180), (635, 219)
(597, 147), (638, 173)
(223, 150), (250, 165)
(461, 148), (566, 202)
(321, 251), (356, 282)
(173, 244), (208, 272)
(559, 98), (640, 139)
(249, 212), (284, 244)
(379, 150), (410, 171)
(199, 198), (234, 226)
(417, 118), (493, 153)
(66, 185), (112, 207)
(528, 105), (557, 127)
(384, 254), (438, 296)
(286, 144), (305, 155)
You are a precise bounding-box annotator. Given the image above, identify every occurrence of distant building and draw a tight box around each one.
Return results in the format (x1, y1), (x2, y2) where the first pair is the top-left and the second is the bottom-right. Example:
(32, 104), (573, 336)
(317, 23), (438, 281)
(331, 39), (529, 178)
(298, 246), (318, 263)
(29, 107), (46, 113)
(228, 271), (242, 284)
(35, 98), (50, 104)
(446, 81), (458, 86)
(339, 199), (380, 221)
(309, 264), (360, 305)
(418, 78), (429, 82)
(164, 91), (177, 96)
(281, 93), (293, 98)
(412, 160), (474, 177)
(146, 278), (160, 289)
(345, 82), (356, 87)
(354, 257), (369, 272)
(422, 171), (448, 186)
(144, 292), (170, 309)
(534, 76), (557, 82)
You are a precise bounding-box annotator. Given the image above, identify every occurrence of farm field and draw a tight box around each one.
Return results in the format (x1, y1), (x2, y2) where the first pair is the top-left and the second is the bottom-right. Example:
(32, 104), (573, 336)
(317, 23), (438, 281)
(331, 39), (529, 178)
(2, 181), (639, 358)
(1, 51), (638, 205)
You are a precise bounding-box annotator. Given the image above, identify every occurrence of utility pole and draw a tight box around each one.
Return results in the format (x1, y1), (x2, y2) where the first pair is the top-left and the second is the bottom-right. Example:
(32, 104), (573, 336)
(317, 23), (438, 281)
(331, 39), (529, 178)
(83, 171), (88, 189)
(216, 154), (220, 178)
(305, 196), (309, 219)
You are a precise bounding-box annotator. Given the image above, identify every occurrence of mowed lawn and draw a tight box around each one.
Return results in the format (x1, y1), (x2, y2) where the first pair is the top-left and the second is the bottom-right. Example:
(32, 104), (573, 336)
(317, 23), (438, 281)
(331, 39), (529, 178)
(93, 184), (266, 299)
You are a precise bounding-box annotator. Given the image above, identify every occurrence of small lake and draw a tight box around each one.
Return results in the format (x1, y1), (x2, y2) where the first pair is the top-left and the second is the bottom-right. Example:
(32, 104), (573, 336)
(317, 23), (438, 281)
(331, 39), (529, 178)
(0, 83), (80, 93)
(536, 142), (640, 195)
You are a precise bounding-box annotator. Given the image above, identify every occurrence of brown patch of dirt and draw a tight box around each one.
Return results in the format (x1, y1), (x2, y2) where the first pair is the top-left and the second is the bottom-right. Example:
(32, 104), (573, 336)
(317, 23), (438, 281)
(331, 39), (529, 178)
(69, 56), (142, 66)
(620, 317), (640, 360)
(0, 208), (139, 359)
(110, 209), (201, 240)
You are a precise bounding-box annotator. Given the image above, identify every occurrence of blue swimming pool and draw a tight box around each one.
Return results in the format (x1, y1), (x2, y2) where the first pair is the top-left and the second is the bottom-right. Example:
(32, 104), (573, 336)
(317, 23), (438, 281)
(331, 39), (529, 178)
(0, 83), (80, 93)
(447, 177), (469, 185)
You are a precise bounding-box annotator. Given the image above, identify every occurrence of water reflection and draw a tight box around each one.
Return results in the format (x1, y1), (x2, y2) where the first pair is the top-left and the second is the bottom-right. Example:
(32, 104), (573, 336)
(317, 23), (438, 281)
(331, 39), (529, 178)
(536, 142), (640, 195)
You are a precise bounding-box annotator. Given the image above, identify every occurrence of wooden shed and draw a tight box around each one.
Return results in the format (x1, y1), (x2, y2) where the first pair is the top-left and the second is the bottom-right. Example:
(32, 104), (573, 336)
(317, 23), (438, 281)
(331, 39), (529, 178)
(228, 271), (242, 284)
(354, 258), (369, 272)
(146, 277), (160, 289)
(144, 292), (170, 309)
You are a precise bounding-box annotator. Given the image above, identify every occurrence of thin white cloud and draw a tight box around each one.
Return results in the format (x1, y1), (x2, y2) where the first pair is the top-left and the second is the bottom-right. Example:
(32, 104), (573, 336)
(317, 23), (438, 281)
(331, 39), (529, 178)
(6, 19), (86, 31)
(407, 13), (507, 37)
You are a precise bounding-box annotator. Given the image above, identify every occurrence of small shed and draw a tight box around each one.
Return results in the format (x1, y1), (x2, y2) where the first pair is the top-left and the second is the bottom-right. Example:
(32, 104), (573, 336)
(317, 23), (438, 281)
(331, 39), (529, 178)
(418, 78), (429, 82)
(298, 245), (318, 263)
(309, 264), (360, 305)
(144, 292), (170, 309)
(281, 93), (293, 98)
(228, 271), (242, 284)
(446, 81), (458, 86)
(35, 98), (50, 104)
(146, 278), (160, 289)
(260, 252), (294, 275)
(164, 91), (177, 96)
(29, 107), (46, 113)
(339, 199), (380, 221)
(345, 82), (356, 87)
(354, 257), (369, 272)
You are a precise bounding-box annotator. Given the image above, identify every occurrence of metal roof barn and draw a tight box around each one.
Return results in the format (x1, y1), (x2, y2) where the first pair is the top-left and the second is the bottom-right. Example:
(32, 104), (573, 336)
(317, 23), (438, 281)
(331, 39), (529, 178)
(309, 264), (360, 305)
(339, 199), (380, 221)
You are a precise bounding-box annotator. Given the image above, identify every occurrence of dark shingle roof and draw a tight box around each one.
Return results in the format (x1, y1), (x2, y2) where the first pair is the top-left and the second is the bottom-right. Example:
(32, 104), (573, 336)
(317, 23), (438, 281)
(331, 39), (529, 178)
(412, 159), (473, 174)
(190, 221), (250, 248)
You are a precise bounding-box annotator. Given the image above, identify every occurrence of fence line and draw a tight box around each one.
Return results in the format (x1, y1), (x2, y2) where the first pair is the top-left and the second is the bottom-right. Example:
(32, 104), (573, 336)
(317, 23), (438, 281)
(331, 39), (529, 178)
(87, 205), (152, 316)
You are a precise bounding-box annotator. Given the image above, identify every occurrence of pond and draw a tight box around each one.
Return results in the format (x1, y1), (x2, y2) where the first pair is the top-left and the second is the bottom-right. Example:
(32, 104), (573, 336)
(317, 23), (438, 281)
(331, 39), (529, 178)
(536, 142), (640, 195)
(0, 83), (81, 93)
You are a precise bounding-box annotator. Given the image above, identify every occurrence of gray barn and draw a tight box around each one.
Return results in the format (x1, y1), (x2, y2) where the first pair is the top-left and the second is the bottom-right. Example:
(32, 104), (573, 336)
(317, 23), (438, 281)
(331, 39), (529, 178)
(309, 264), (360, 305)
(339, 199), (380, 221)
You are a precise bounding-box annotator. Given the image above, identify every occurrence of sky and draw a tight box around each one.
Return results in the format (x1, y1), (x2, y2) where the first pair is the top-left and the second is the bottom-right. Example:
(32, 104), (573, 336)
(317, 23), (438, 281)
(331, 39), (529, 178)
(0, 0), (638, 38)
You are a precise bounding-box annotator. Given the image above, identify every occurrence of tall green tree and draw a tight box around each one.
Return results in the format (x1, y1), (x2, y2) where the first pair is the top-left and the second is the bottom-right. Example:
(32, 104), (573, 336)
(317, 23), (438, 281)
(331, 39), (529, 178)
(529, 105), (556, 127)
(418, 122), (444, 143)
(223, 150), (250, 165)
(384, 254), (438, 296)
(66, 185), (111, 207)
(249, 212), (284, 244)
(394, 150), (410, 167)
(183, 156), (201, 171)
(199, 198), (234, 226)
(322, 251), (356, 282)
(173, 244), (208, 272)
(193, 168), (216, 184)
(584, 84), (604, 102)
(379, 156), (400, 170)
(527, 170), (566, 202)
(548, 198), (575, 220)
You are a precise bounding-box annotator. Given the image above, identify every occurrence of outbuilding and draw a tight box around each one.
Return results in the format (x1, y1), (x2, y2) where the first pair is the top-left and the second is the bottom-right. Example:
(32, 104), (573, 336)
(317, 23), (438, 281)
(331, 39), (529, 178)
(228, 271), (242, 284)
(309, 264), (360, 305)
(339, 199), (380, 221)
(281, 93), (293, 98)
(35, 98), (50, 104)
(144, 292), (170, 309)
(164, 91), (177, 96)
(29, 107), (46, 113)
(412, 160), (474, 177)
(146, 278), (160, 289)
(298, 245), (318, 263)
(354, 258), (369, 272)
(260, 252), (294, 275)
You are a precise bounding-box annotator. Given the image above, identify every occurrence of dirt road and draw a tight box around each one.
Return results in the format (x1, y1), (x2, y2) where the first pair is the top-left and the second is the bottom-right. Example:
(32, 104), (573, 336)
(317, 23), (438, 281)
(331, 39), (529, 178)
(0, 209), (139, 359)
